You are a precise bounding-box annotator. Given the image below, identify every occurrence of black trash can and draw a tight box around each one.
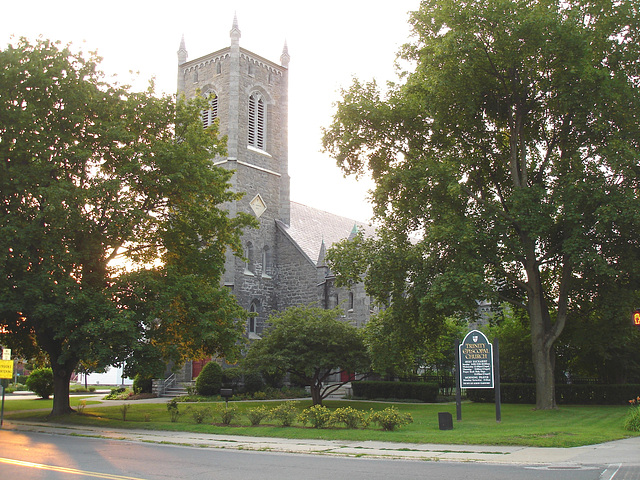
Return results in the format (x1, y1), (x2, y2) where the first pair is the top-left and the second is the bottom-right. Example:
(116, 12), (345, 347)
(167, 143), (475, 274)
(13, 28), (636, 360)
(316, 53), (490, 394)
(438, 412), (453, 430)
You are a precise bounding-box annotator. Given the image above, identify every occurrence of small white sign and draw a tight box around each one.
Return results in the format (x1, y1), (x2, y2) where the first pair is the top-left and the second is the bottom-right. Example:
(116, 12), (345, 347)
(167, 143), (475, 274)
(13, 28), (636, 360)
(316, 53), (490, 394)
(2, 348), (11, 361)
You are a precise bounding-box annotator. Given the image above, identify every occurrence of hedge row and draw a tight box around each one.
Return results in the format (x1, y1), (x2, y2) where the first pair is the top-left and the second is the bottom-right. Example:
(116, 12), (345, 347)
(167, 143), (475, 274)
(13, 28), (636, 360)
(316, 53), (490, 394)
(466, 383), (640, 405)
(352, 381), (439, 402)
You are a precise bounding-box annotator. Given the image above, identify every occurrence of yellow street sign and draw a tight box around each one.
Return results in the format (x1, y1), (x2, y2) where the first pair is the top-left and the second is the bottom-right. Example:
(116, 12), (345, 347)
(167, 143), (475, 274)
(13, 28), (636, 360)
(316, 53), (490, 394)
(0, 360), (13, 379)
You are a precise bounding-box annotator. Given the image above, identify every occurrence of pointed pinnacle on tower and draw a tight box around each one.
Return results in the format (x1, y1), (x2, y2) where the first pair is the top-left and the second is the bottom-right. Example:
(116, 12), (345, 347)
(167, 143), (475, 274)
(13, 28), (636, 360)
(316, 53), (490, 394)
(230, 12), (241, 43)
(177, 34), (188, 65)
(281, 40), (290, 68)
(317, 239), (327, 267)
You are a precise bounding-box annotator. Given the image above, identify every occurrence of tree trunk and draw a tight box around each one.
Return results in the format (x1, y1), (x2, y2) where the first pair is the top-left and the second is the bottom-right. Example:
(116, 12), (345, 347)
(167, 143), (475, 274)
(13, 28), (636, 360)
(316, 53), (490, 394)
(310, 379), (323, 406)
(528, 272), (557, 410)
(50, 362), (75, 416)
(531, 337), (556, 409)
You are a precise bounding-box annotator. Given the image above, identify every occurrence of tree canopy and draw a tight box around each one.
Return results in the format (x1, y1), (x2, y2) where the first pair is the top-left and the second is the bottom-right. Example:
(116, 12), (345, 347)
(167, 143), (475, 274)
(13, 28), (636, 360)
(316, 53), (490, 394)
(323, 0), (640, 409)
(243, 305), (369, 405)
(0, 38), (255, 415)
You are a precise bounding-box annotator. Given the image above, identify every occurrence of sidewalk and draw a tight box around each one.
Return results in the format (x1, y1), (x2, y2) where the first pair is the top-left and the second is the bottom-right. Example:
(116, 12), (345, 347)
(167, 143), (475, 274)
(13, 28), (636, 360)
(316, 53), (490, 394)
(3, 394), (640, 466)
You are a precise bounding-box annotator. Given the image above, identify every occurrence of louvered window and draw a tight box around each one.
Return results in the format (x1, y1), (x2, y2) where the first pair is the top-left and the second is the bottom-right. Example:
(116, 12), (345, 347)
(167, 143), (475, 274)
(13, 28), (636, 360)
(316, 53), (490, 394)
(201, 93), (218, 129)
(248, 92), (265, 149)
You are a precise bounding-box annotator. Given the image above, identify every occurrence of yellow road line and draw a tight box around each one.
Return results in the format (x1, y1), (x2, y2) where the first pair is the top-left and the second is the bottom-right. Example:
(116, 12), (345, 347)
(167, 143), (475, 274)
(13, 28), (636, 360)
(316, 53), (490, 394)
(0, 457), (146, 479)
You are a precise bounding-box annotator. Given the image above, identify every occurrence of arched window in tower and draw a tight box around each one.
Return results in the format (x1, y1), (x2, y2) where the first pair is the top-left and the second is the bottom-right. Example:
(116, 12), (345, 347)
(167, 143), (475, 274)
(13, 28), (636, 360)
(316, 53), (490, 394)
(332, 294), (339, 309)
(248, 92), (265, 150)
(348, 292), (354, 311)
(201, 92), (218, 129)
(262, 245), (272, 278)
(244, 241), (254, 275)
(249, 300), (260, 334)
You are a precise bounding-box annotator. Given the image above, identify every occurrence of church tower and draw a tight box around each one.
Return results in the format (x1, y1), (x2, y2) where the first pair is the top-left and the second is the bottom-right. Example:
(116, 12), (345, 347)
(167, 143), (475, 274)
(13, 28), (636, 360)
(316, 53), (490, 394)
(177, 17), (290, 338)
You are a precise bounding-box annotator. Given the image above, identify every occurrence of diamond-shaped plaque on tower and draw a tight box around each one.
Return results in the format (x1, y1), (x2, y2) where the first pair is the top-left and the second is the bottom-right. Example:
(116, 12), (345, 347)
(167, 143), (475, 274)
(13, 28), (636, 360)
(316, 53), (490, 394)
(249, 194), (267, 218)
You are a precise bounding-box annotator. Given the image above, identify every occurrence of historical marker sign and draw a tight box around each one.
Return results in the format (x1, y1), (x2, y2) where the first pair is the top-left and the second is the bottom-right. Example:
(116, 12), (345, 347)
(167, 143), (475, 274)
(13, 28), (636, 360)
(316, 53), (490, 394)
(459, 330), (494, 389)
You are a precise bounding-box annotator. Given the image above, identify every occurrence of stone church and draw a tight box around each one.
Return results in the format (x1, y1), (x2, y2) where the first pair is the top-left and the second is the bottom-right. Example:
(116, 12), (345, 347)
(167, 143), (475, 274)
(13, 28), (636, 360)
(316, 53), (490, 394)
(174, 17), (371, 380)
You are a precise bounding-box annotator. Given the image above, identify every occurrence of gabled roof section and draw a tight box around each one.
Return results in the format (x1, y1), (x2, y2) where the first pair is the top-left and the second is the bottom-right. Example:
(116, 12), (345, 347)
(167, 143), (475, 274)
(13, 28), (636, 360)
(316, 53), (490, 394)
(280, 201), (370, 266)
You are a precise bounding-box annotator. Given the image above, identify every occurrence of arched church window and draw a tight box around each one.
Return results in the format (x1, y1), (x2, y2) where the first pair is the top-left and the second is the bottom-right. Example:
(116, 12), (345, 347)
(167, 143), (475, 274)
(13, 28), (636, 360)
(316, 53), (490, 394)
(244, 241), (255, 275)
(193, 68), (198, 83)
(348, 292), (354, 311)
(331, 293), (339, 309)
(262, 245), (272, 278)
(216, 61), (222, 75)
(249, 300), (260, 333)
(201, 91), (218, 129)
(248, 92), (265, 150)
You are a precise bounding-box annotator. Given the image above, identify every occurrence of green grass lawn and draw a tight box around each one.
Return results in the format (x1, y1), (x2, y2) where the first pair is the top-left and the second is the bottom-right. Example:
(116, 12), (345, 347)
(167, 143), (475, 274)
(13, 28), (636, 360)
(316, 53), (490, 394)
(1, 396), (101, 412)
(7, 399), (638, 448)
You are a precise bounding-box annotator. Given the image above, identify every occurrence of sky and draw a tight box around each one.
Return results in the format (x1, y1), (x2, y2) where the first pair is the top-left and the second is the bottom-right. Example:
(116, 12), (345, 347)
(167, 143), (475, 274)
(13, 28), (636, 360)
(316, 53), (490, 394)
(2, 0), (421, 223)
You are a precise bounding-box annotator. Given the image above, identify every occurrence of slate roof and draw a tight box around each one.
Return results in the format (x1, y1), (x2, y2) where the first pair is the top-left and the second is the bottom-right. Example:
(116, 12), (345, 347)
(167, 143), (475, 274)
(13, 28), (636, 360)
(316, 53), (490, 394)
(279, 201), (370, 266)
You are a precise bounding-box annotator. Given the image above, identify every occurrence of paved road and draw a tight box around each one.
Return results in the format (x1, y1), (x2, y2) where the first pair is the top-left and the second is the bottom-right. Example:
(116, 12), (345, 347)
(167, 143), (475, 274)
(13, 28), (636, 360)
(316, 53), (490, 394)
(2, 393), (639, 478)
(0, 429), (626, 480)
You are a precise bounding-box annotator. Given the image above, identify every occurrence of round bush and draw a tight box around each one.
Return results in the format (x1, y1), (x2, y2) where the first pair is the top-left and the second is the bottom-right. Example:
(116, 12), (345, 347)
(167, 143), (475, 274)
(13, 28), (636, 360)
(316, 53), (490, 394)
(26, 367), (54, 399)
(243, 371), (264, 394)
(195, 361), (223, 396)
(133, 374), (153, 394)
(221, 366), (242, 389)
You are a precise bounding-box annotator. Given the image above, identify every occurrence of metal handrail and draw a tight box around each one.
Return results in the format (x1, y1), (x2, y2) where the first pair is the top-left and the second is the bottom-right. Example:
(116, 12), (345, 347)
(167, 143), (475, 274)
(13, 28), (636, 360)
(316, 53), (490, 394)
(160, 373), (176, 396)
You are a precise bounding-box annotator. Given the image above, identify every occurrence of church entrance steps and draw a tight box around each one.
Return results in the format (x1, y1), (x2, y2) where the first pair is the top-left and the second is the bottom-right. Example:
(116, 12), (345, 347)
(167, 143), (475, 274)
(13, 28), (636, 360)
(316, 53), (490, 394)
(159, 382), (194, 398)
(324, 383), (352, 400)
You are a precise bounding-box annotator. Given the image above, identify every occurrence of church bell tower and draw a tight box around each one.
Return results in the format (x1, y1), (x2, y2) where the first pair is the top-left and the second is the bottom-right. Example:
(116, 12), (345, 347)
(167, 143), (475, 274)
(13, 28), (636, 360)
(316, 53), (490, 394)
(177, 17), (290, 336)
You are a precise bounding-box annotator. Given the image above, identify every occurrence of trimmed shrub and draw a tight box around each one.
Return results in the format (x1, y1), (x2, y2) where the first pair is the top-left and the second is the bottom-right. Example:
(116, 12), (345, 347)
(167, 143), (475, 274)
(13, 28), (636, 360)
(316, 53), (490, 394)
(270, 401), (299, 427)
(243, 371), (264, 394)
(246, 405), (270, 426)
(298, 404), (332, 428)
(466, 384), (536, 403)
(133, 374), (153, 394)
(167, 398), (180, 422)
(187, 405), (212, 424)
(351, 381), (439, 402)
(466, 384), (640, 405)
(557, 384), (640, 405)
(105, 387), (129, 400)
(331, 406), (367, 429)
(25, 367), (54, 399)
(369, 406), (413, 431)
(221, 366), (242, 389)
(195, 361), (223, 396)
(215, 404), (238, 425)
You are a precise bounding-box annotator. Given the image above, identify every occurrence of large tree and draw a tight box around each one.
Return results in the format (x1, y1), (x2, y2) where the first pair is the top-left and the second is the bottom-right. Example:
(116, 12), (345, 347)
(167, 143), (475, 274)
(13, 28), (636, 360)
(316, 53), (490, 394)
(0, 39), (255, 415)
(323, 0), (640, 409)
(243, 305), (370, 405)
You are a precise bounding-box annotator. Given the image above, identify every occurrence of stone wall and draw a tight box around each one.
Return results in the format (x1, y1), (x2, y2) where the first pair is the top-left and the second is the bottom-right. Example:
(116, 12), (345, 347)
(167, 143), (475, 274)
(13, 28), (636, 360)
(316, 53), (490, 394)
(275, 228), (320, 310)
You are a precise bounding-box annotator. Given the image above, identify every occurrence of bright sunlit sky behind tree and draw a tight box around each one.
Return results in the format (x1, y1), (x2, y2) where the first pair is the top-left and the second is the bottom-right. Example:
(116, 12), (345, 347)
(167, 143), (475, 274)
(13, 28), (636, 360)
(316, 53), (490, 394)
(2, 0), (421, 223)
